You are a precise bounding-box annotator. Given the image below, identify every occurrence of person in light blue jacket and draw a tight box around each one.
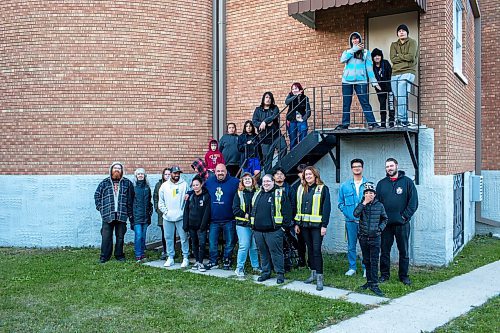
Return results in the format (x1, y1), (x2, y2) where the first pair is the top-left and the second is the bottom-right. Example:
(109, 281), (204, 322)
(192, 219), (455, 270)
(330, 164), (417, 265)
(338, 159), (368, 277)
(337, 32), (381, 130)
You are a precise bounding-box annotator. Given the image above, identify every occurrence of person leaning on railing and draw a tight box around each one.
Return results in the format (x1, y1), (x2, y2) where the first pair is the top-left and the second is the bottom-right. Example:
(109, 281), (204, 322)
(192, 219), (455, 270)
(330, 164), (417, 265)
(285, 82), (311, 149)
(390, 24), (418, 126)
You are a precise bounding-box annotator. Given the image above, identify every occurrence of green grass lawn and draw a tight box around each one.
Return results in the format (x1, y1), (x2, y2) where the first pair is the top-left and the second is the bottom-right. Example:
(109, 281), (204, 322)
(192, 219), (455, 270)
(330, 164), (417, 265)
(0, 235), (498, 332)
(432, 296), (500, 333)
(286, 235), (500, 298)
(0, 247), (365, 333)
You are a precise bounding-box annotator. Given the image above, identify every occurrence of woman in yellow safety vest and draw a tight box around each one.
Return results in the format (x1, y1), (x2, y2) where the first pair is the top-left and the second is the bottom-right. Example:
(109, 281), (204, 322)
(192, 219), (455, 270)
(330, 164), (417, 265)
(295, 166), (331, 291)
(232, 172), (261, 277)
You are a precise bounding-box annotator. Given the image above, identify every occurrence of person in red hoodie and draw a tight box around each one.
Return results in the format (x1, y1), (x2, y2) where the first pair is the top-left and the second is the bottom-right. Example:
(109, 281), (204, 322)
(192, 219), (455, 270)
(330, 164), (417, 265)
(205, 139), (225, 173)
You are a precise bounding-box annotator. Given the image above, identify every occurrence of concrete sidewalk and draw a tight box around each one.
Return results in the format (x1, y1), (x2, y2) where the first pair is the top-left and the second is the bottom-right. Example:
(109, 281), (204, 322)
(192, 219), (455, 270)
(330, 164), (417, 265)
(318, 260), (500, 333)
(144, 259), (388, 305)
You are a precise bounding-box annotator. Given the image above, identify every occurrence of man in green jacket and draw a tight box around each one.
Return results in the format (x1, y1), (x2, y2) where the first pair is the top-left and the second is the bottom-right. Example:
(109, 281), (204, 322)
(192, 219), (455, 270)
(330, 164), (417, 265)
(390, 24), (418, 126)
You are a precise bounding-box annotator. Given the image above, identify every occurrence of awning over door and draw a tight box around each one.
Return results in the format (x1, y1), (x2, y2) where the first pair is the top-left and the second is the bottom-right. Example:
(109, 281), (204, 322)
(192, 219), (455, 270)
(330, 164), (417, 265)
(288, 0), (427, 28)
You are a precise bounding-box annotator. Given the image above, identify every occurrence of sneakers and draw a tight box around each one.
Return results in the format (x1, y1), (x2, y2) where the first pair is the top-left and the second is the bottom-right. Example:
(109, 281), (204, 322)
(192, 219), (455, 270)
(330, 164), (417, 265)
(223, 258), (231, 270)
(198, 264), (206, 272)
(164, 257), (175, 267)
(160, 252), (167, 260)
(400, 277), (412, 286)
(345, 269), (356, 276)
(257, 274), (271, 282)
(335, 124), (349, 130)
(234, 268), (245, 278)
(363, 269), (367, 278)
(204, 262), (218, 270)
(369, 285), (385, 297)
(192, 262), (201, 270)
(359, 282), (369, 290)
(379, 275), (389, 283)
(276, 274), (285, 284)
(180, 258), (189, 268)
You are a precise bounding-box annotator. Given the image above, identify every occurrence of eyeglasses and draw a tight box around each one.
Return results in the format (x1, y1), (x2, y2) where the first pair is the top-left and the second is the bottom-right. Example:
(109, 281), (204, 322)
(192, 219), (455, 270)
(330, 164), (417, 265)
(351, 165), (363, 169)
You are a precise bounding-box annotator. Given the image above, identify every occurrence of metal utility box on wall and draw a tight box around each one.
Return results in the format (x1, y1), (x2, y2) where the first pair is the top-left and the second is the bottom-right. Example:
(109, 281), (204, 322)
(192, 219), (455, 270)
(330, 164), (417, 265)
(470, 175), (483, 202)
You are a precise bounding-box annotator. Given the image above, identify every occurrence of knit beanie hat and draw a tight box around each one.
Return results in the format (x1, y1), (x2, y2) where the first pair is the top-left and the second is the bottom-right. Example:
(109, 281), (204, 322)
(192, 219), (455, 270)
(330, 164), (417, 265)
(396, 24), (409, 35)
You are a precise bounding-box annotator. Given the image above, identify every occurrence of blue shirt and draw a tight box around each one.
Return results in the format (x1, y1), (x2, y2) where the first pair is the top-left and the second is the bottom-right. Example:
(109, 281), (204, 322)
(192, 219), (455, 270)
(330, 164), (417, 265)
(338, 177), (368, 222)
(204, 174), (240, 223)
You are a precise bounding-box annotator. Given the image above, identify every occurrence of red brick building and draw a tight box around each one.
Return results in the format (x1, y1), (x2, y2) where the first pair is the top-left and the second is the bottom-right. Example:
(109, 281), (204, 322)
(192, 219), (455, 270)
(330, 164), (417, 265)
(1, 0), (497, 254)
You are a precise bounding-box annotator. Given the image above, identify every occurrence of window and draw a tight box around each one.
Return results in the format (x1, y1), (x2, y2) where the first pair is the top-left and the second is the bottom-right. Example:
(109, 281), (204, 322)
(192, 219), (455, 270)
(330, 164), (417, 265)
(453, 0), (467, 83)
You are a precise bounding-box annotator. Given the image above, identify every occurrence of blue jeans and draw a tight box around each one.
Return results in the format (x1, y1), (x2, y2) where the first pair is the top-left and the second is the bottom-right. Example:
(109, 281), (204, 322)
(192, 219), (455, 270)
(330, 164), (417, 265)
(346, 221), (365, 271)
(288, 121), (308, 149)
(134, 224), (148, 259)
(342, 83), (376, 126)
(163, 220), (189, 259)
(209, 221), (236, 264)
(391, 73), (415, 123)
(236, 225), (260, 270)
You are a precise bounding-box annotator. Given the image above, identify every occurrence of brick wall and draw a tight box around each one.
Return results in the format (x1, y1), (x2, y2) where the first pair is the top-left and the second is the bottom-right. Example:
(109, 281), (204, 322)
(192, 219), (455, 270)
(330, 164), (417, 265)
(226, 0), (477, 175)
(481, 0), (500, 170)
(420, 0), (476, 175)
(0, 0), (213, 175)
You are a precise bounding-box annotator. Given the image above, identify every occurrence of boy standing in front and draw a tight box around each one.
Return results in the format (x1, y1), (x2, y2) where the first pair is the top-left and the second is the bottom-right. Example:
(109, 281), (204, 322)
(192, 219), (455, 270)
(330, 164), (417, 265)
(353, 182), (388, 297)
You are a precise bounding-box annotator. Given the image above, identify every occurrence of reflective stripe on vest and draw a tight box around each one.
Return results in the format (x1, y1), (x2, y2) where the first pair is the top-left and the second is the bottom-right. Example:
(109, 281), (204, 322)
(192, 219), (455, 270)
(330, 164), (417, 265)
(235, 190), (249, 222)
(250, 189), (283, 225)
(295, 184), (324, 223)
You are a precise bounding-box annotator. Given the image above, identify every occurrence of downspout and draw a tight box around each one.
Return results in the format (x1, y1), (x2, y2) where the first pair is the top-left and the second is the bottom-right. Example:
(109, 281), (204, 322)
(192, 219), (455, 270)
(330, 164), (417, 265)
(218, 0), (227, 139)
(472, 4), (500, 227)
(212, 0), (219, 138)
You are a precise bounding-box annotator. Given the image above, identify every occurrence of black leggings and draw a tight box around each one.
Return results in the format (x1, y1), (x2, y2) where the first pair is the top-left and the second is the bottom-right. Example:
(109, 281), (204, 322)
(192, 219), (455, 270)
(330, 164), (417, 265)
(159, 225), (167, 253)
(302, 228), (324, 274)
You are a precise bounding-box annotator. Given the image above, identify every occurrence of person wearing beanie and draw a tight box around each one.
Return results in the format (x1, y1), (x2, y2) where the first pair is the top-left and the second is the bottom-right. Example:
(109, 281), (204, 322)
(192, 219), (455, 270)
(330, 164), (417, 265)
(372, 48), (395, 128)
(94, 162), (135, 263)
(132, 168), (153, 263)
(337, 32), (381, 130)
(353, 182), (388, 297)
(390, 24), (418, 126)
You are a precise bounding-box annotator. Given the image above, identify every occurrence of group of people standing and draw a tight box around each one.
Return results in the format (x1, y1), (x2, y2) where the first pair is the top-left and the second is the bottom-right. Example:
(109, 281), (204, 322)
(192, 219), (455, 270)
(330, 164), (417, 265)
(337, 24), (418, 129)
(94, 155), (418, 297)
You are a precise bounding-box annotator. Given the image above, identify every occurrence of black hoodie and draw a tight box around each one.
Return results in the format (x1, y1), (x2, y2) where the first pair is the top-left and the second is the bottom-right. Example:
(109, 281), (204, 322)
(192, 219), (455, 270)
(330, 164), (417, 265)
(183, 187), (211, 231)
(375, 171), (418, 225)
(372, 48), (392, 93)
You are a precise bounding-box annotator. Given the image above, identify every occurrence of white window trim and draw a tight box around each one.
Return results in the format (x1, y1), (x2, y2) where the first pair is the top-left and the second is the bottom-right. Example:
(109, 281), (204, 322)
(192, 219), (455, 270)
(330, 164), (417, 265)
(453, 0), (468, 84)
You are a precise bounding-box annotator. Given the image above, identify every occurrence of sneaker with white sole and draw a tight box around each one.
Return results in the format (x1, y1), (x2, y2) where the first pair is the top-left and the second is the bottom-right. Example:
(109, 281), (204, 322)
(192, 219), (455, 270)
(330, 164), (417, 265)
(164, 257), (175, 267)
(198, 264), (206, 272)
(345, 269), (356, 276)
(234, 268), (245, 278)
(191, 262), (200, 270)
(181, 258), (189, 268)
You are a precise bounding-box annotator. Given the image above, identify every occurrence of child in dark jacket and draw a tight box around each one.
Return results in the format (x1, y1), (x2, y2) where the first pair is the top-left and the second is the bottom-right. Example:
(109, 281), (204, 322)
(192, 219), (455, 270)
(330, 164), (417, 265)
(205, 139), (225, 173)
(183, 176), (211, 271)
(372, 48), (394, 128)
(353, 182), (388, 297)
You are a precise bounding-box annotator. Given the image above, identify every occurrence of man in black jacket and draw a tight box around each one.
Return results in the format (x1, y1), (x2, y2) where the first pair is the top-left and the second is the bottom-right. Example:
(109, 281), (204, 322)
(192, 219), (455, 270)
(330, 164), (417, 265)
(376, 158), (418, 285)
(251, 174), (293, 284)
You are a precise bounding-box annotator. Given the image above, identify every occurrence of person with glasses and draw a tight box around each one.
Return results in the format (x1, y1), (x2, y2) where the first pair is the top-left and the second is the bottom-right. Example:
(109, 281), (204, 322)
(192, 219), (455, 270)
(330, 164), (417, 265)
(338, 159), (368, 277)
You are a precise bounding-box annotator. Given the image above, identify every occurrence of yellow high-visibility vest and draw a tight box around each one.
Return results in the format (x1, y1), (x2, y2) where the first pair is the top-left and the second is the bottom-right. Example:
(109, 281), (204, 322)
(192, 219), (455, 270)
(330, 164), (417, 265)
(235, 190), (249, 222)
(250, 188), (283, 226)
(295, 184), (324, 223)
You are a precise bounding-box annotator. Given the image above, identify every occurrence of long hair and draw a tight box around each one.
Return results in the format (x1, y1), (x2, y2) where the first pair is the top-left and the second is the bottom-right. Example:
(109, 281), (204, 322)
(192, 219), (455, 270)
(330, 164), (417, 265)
(238, 174), (258, 191)
(260, 91), (276, 109)
(243, 120), (256, 135)
(301, 166), (324, 193)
